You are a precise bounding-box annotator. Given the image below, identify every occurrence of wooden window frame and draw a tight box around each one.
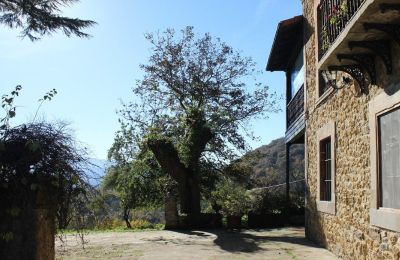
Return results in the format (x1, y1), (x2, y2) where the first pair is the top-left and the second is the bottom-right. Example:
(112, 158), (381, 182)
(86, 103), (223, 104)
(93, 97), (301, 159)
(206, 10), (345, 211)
(320, 137), (332, 201)
(369, 89), (400, 232)
(317, 121), (336, 215)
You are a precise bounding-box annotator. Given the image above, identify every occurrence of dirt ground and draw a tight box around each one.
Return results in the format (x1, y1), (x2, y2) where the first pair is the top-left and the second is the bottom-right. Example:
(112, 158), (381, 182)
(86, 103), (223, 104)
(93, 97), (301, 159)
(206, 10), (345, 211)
(55, 227), (338, 260)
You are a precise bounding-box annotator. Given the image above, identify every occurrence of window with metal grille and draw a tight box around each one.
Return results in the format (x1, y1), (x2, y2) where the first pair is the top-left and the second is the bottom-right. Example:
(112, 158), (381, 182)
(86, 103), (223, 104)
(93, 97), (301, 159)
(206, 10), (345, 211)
(320, 137), (332, 201)
(378, 107), (400, 209)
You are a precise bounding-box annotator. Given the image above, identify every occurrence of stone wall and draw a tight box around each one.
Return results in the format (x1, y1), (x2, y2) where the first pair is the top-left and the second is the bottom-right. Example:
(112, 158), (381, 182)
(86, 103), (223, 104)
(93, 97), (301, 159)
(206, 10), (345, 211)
(302, 0), (400, 258)
(0, 188), (56, 260)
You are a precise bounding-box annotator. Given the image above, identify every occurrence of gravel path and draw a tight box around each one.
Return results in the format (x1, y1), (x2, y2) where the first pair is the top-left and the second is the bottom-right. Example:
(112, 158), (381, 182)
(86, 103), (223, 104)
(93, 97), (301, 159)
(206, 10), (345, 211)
(55, 227), (338, 260)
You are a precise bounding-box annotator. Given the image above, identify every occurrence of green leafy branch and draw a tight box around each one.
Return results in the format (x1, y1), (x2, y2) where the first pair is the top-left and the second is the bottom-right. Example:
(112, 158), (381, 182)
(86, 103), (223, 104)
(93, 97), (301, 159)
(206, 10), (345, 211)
(1, 87), (58, 135)
(33, 88), (58, 122)
(1, 85), (22, 133)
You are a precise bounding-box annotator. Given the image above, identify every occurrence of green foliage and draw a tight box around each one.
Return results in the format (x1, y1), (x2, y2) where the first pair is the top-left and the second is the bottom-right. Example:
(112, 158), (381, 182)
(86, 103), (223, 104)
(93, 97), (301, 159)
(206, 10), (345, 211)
(211, 178), (251, 216)
(249, 187), (305, 215)
(110, 27), (280, 218)
(102, 149), (166, 227)
(0, 121), (93, 252)
(239, 138), (304, 189)
(235, 138), (305, 215)
(0, 0), (96, 41)
(1, 86), (58, 135)
(1, 85), (21, 134)
(104, 159), (164, 208)
(118, 26), (279, 164)
(33, 88), (58, 122)
(0, 232), (13, 242)
(249, 188), (286, 214)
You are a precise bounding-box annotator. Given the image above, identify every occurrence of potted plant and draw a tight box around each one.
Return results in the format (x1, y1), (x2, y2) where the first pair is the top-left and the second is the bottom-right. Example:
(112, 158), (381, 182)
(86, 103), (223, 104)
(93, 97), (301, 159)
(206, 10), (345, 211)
(211, 179), (250, 228)
(321, 1), (348, 52)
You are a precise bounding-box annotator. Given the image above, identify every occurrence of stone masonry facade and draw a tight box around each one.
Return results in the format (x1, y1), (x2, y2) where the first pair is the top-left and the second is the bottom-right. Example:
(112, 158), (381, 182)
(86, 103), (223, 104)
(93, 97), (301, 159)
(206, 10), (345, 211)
(302, 0), (400, 259)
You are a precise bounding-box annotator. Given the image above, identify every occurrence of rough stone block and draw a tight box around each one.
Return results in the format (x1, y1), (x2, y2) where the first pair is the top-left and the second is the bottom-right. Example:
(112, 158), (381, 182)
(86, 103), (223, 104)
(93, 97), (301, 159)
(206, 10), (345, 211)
(380, 243), (389, 251)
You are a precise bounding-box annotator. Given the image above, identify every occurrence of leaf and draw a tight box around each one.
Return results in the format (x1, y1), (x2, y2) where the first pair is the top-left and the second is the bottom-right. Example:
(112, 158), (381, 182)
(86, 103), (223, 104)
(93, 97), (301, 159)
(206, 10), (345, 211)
(71, 175), (79, 184)
(26, 140), (40, 152)
(8, 110), (16, 118)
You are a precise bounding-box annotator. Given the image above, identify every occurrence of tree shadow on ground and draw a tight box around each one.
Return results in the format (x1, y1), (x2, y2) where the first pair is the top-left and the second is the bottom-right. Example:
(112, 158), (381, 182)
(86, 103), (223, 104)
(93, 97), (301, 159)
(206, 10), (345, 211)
(173, 228), (325, 253)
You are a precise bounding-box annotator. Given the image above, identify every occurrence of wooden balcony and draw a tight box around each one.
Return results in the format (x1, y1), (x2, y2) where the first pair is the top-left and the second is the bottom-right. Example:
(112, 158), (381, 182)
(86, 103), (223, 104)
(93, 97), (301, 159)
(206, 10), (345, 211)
(287, 85), (304, 128)
(317, 0), (400, 94)
(286, 85), (305, 144)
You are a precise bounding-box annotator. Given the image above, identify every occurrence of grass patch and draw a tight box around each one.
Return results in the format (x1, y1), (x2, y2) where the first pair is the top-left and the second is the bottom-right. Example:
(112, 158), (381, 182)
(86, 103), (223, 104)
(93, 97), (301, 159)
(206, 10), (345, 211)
(57, 223), (165, 235)
(57, 244), (144, 260)
(286, 249), (297, 259)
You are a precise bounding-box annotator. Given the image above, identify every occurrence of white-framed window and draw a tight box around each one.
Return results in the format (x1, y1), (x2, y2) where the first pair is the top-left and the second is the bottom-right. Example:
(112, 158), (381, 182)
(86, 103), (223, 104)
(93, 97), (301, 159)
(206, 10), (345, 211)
(369, 89), (400, 232)
(317, 121), (336, 215)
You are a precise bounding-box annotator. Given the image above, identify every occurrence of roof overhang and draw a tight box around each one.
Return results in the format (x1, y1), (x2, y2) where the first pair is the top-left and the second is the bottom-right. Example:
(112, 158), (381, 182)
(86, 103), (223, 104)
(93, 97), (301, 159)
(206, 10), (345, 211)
(266, 15), (304, 72)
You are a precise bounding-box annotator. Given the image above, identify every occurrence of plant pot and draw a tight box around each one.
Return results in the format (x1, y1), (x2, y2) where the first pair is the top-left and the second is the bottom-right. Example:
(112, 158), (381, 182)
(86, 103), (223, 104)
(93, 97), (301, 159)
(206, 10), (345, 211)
(226, 215), (241, 228)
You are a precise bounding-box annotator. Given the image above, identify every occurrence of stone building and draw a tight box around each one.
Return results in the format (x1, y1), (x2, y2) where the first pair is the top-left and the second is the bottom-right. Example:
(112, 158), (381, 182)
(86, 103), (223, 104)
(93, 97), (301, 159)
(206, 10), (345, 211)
(268, 0), (400, 259)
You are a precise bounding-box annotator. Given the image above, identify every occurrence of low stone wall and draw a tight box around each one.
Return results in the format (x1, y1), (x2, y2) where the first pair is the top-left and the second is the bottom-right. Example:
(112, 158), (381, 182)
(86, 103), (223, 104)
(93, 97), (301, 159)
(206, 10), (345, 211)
(0, 188), (55, 260)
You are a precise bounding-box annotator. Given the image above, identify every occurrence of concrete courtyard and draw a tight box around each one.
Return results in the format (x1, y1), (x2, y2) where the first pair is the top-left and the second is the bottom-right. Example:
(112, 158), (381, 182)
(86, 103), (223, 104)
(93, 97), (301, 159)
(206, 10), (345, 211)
(56, 227), (338, 260)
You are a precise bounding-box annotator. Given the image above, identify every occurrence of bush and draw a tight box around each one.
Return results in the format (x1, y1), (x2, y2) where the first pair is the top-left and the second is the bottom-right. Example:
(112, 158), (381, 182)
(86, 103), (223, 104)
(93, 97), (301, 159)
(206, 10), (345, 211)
(211, 179), (251, 216)
(249, 186), (305, 215)
(131, 219), (152, 229)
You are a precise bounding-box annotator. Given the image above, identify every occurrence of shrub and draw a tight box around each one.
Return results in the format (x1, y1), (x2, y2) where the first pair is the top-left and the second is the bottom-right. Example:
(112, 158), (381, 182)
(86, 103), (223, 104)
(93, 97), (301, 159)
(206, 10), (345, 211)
(249, 186), (305, 215)
(131, 219), (152, 229)
(211, 179), (251, 216)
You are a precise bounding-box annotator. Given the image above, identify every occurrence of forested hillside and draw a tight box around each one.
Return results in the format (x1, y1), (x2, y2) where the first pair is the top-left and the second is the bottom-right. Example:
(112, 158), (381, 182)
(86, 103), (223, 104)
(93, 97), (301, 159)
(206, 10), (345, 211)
(241, 137), (305, 189)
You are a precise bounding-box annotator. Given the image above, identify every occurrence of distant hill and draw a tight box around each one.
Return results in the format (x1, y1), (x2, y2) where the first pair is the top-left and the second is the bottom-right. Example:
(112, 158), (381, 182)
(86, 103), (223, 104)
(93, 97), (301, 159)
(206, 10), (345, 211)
(86, 159), (112, 187)
(85, 138), (304, 189)
(240, 137), (304, 188)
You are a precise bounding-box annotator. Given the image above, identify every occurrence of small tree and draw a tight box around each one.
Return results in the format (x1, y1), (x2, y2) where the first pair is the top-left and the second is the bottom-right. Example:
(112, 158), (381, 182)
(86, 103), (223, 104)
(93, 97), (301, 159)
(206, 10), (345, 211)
(114, 26), (279, 226)
(103, 150), (165, 229)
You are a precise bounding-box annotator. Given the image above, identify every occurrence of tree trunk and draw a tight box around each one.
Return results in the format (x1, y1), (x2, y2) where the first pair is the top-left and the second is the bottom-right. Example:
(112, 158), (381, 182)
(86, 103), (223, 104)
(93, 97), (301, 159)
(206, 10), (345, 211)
(147, 118), (213, 227)
(186, 173), (201, 226)
(123, 208), (132, 229)
(177, 174), (190, 214)
(147, 138), (191, 214)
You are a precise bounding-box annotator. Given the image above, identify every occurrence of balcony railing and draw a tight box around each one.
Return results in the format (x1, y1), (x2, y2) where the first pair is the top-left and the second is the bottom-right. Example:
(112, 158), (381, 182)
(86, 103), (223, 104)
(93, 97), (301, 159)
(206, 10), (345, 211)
(318, 0), (366, 59)
(287, 85), (304, 129)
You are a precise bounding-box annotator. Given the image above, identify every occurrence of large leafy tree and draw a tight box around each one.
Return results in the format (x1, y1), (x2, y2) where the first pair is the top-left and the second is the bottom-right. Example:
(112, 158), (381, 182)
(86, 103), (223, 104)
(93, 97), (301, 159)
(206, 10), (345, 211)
(0, 0), (95, 41)
(115, 26), (279, 225)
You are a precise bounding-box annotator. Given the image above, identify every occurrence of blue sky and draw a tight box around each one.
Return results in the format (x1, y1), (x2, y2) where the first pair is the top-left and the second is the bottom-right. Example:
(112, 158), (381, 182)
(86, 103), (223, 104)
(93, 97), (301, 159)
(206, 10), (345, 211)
(0, 0), (302, 159)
